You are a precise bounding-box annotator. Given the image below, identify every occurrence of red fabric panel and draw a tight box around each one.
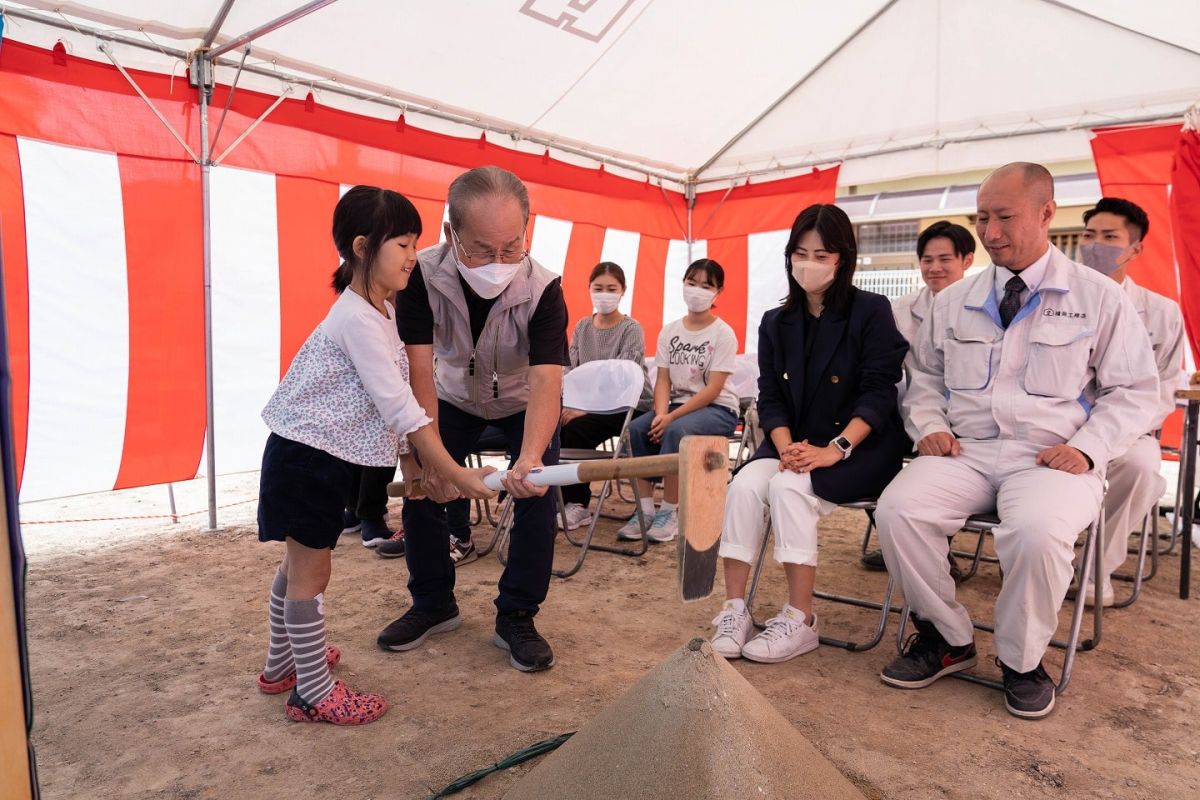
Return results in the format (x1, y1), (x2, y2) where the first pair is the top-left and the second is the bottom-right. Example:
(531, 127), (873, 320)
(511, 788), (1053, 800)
(113, 155), (206, 489)
(0, 42), (685, 239)
(0, 135), (29, 485)
(276, 176), (341, 377)
(1090, 125), (1180, 302)
(693, 167), (840, 239)
(1171, 129), (1200, 367)
(631, 237), (669, 355)
(561, 223), (606, 337)
(706, 236), (749, 351)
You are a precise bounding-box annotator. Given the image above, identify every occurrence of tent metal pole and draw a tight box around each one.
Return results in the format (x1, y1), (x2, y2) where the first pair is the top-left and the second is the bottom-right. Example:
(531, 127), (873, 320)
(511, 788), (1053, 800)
(97, 43), (198, 162)
(693, 110), (1187, 187)
(201, 0), (239, 49)
(197, 54), (219, 532)
(209, 0), (340, 59)
(693, 0), (900, 177)
(4, 6), (684, 184)
(212, 87), (293, 164)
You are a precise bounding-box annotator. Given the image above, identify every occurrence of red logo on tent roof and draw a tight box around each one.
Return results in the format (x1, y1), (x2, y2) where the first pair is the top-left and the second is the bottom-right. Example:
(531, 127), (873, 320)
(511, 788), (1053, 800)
(519, 0), (637, 43)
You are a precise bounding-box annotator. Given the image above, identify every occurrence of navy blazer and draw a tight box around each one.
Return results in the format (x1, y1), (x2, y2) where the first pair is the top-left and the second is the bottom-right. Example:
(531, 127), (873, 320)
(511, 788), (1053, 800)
(750, 287), (910, 504)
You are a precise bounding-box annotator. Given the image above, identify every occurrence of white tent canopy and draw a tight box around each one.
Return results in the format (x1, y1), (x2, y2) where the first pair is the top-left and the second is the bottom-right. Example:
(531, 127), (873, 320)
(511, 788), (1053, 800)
(6, 0), (1199, 188)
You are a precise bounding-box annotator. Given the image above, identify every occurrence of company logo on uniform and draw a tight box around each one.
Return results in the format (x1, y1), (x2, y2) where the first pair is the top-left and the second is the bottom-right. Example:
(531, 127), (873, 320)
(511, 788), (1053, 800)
(1043, 309), (1088, 319)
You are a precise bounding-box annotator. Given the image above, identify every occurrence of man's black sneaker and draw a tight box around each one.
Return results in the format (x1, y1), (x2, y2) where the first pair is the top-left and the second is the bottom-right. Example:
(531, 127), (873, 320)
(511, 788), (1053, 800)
(376, 534), (407, 559)
(880, 616), (977, 689)
(999, 659), (1056, 719)
(493, 610), (555, 672)
(860, 549), (886, 571)
(377, 603), (460, 651)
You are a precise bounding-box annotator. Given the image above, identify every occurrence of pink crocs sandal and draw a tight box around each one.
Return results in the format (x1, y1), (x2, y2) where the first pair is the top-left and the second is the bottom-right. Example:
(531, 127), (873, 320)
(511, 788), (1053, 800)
(284, 680), (388, 726)
(256, 645), (342, 694)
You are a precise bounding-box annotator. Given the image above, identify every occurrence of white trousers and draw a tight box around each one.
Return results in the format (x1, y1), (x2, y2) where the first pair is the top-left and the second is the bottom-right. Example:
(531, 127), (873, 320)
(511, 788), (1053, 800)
(1101, 435), (1165, 581)
(718, 458), (835, 567)
(876, 439), (1103, 673)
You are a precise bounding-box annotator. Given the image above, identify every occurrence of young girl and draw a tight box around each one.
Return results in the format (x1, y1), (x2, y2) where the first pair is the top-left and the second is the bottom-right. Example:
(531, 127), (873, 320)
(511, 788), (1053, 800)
(255, 185), (494, 726)
(558, 262), (653, 530)
(620, 259), (740, 542)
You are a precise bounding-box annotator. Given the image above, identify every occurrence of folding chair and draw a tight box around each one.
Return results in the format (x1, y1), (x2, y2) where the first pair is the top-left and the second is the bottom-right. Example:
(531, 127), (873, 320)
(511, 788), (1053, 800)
(491, 359), (651, 578)
(729, 355), (761, 470)
(744, 499), (901, 652)
(893, 506), (1105, 696)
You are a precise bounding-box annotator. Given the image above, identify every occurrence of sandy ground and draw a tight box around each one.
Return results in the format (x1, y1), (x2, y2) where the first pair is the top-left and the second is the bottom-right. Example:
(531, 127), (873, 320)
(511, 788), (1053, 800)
(20, 476), (1200, 800)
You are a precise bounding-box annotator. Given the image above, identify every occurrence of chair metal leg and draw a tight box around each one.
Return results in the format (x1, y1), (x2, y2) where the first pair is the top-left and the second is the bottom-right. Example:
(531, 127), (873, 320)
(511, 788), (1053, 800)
(1112, 507), (1153, 608)
(561, 478), (651, 558)
(745, 512), (899, 651)
(476, 496), (513, 558)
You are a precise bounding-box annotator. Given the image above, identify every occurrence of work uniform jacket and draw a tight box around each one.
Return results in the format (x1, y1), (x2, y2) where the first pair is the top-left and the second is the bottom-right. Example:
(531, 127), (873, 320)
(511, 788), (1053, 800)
(905, 246), (1159, 470)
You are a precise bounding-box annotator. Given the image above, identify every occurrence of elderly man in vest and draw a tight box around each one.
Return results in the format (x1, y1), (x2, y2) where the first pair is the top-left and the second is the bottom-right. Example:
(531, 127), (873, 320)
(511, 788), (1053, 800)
(378, 166), (568, 672)
(875, 162), (1158, 719)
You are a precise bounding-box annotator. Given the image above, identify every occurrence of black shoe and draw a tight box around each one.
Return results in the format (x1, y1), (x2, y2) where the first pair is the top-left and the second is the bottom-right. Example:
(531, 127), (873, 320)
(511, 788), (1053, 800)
(376, 535), (408, 559)
(341, 509), (362, 534)
(880, 616), (977, 689)
(377, 603), (460, 651)
(860, 549), (886, 571)
(493, 611), (555, 672)
(360, 518), (395, 548)
(999, 659), (1056, 719)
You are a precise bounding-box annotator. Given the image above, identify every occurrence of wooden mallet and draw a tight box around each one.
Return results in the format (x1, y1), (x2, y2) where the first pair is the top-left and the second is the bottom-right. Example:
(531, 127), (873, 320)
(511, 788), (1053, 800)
(387, 435), (730, 601)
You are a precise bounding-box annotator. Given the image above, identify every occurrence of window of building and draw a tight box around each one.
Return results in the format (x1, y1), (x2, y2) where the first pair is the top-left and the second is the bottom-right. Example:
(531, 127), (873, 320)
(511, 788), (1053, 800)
(857, 221), (919, 255)
(1050, 229), (1084, 262)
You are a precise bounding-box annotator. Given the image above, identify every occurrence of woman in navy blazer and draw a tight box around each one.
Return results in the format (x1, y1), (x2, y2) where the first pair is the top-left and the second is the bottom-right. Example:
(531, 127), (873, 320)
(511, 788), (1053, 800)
(709, 204), (910, 664)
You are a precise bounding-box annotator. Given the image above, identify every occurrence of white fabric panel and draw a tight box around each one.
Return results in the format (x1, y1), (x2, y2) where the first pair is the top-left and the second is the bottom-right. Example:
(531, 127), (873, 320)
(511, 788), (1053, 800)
(204, 166), (281, 476)
(529, 215), (573, 276)
(339, 183), (351, 198)
(660, 239), (708, 325)
(18, 139), (129, 501)
(439, 204), (451, 243)
(599, 228), (640, 315)
(745, 231), (791, 353)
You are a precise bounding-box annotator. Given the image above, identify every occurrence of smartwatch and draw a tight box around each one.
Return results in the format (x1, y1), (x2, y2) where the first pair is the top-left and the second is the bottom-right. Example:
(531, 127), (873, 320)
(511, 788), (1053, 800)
(832, 436), (853, 460)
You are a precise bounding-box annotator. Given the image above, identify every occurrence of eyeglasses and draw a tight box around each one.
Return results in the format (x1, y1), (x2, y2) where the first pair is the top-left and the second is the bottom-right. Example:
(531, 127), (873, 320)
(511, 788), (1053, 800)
(450, 226), (529, 266)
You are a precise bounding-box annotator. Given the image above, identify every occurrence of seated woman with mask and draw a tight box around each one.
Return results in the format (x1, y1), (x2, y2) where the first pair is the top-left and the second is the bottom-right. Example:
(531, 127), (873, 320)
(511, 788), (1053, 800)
(557, 262), (653, 530)
(709, 204), (909, 664)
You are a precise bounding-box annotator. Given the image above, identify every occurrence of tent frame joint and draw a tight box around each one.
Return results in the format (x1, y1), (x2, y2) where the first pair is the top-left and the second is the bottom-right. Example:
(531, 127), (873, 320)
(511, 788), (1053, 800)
(98, 42), (200, 164)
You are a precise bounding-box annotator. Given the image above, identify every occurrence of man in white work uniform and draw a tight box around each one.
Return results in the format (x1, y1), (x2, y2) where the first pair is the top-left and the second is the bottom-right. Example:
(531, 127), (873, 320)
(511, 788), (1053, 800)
(1078, 197), (1185, 606)
(874, 163), (1159, 719)
(862, 221), (975, 571)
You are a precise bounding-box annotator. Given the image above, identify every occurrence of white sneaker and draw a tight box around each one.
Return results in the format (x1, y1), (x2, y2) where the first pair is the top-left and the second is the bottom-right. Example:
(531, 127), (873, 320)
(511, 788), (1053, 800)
(741, 606), (819, 663)
(646, 509), (679, 543)
(558, 503), (593, 531)
(710, 601), (753, 659)
(617, 512), (650, 541)
(1082, 578), (1115, 608)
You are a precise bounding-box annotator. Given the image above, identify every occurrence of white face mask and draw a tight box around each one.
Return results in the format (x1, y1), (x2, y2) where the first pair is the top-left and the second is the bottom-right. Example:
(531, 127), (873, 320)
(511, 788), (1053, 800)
(591, 291), (622, 314)
(682, 285), (716, 313)
(450, 228), (522, 299)
(791, 259), (837, 294)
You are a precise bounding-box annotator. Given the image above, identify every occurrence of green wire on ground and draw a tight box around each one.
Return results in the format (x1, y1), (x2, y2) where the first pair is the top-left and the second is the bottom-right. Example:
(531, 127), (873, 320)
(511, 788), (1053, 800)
(425, 732), (576, 799)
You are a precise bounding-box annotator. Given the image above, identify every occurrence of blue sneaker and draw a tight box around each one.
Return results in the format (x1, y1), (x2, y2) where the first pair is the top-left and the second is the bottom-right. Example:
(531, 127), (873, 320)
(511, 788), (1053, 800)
(646, 508), (679, 543)
(341, 509), (362, 535)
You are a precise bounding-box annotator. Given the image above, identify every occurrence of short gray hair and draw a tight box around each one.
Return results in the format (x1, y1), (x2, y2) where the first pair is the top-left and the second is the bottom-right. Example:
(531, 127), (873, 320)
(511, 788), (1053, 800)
(446, 166), (530, 230)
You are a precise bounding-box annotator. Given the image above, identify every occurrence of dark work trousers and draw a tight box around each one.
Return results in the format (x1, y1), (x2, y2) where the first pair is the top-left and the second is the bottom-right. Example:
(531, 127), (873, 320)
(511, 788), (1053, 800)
(558, 411), (634, 507)
(349, 465), (396, 520)
(402, 399), (559, 615)
(447, 425), (512, 543)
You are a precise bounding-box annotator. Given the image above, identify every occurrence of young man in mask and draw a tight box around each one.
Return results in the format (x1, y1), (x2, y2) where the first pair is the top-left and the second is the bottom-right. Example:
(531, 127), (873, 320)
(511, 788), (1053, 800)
(377, 166), (568, 673)
(862, 221), (976, 571)
(1078, 197), (1185, 606)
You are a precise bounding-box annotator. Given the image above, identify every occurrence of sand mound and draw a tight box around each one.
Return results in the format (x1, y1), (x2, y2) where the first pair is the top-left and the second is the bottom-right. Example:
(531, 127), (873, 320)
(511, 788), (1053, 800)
(504, 639), (866, 800)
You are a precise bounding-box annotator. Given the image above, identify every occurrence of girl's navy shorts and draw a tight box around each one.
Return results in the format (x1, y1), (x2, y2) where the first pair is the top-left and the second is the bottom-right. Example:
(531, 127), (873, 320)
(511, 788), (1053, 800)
(257, 433), (356, 550)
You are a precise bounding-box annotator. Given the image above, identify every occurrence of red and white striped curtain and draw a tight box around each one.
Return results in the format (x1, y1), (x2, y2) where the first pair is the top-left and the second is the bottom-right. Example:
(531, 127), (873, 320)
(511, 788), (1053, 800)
(0, 41), (836, 501)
